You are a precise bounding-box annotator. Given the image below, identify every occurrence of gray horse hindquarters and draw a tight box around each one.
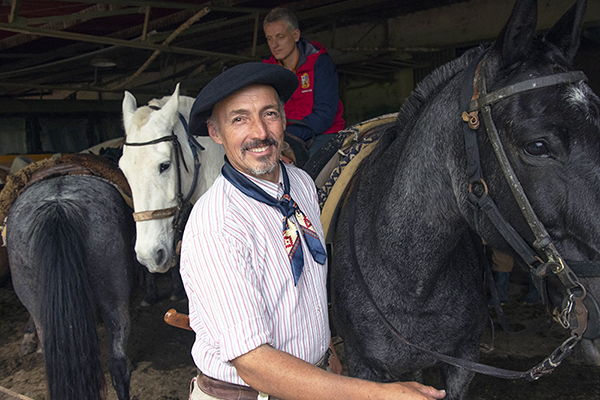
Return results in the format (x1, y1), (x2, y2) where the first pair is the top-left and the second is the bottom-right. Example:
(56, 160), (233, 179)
(6, 174), (135, 400)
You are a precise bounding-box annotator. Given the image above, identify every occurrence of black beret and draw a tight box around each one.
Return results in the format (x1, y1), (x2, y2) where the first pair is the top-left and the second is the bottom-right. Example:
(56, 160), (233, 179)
(188, 62), (298, 136)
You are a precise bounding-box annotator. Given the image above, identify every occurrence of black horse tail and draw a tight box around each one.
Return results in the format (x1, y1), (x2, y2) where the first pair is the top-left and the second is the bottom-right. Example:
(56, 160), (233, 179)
(32, 199), (105, 400)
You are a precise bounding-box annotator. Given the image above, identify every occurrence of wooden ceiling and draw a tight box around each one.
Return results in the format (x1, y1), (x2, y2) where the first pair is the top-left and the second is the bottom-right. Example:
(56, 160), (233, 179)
(0, 0), (476, 99)
(1, 0), (599, 101)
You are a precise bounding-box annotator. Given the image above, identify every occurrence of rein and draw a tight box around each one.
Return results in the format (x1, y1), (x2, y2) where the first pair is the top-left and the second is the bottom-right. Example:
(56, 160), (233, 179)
(346, 50), (600, 381)
(348, 169), (576, 380)
(123, 105), (205, 264)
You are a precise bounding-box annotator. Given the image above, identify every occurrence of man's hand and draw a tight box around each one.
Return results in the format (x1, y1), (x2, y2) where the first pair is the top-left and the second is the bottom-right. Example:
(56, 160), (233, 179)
(383, 381), (446, 400)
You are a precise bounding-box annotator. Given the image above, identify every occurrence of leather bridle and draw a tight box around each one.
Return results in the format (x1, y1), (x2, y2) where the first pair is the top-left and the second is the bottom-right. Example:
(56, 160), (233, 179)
(346, 50), (600, 381)
(123, 106), (205, 265)
(461, 51), (600, 343)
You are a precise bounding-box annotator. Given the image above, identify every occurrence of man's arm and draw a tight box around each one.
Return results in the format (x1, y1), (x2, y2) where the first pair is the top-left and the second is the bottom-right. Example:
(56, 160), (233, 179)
(232, 344), (446, 400)
(286, 54), (340, 141)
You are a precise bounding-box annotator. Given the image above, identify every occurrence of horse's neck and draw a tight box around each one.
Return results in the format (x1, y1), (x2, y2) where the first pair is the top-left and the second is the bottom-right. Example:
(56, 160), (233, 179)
(364, 82), (469, 262)
(178, 96), (195, 117)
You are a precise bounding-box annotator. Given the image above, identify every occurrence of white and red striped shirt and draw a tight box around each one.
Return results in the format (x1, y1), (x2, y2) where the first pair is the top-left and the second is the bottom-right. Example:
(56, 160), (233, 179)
(180, 164), (329, 386)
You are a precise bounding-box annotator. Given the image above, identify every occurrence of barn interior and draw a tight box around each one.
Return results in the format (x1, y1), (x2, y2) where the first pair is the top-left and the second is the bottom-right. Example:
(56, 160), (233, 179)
(0, 0), (599, 162)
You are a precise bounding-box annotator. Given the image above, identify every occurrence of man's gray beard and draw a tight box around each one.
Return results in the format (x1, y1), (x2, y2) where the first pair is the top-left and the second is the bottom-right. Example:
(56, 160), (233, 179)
(249, 156), (278, 177)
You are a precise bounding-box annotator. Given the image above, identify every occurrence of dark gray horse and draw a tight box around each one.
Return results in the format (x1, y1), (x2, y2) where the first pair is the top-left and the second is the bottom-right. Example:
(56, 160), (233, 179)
(6, 174), (136, 400)
(331, 0), (600, 399)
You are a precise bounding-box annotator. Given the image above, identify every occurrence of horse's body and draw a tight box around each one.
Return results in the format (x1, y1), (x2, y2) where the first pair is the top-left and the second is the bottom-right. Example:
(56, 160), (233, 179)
(331, 0), (600, 398)
(120, 85), (225, 279)
(6, 174), (135, 400)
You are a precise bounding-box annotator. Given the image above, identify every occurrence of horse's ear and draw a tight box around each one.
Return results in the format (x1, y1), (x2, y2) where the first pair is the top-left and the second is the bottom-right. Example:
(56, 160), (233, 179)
(150, 84), (180, 130)
(122, 91), (137, 129)
(171, 83), (180, 98)
(160, 84), (180, 125)
(493, 0), (538, 70)
(543, 0), (587, 63)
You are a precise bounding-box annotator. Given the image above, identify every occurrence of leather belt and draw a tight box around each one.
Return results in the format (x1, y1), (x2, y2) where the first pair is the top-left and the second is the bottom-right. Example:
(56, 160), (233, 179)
(196, 373), (265, 400)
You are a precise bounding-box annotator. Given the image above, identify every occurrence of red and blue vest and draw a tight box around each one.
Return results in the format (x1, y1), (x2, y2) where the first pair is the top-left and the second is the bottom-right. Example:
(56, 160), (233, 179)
(264, 42), (345, 135)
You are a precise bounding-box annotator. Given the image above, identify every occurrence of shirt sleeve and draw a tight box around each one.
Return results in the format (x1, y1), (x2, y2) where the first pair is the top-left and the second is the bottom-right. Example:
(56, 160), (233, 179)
(286, 53), (340, 141)
(181, 229), (272, 363)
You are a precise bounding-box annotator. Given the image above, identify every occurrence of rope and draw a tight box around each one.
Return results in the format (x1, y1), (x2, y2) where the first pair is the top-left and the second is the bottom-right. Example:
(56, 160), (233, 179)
(0, 385), (36, 400)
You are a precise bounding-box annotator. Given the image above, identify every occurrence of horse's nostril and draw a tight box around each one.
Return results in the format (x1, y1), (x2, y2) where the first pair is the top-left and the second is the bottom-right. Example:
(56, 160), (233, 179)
(156, 249), (165, 266)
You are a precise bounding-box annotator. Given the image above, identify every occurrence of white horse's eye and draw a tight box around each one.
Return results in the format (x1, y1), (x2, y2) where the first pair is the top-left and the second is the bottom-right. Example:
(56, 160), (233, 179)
(159, 162), (171, 173)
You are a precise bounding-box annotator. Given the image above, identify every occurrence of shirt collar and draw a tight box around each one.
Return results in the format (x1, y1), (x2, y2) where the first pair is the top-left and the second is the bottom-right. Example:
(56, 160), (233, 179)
(241, 168), (283, 199)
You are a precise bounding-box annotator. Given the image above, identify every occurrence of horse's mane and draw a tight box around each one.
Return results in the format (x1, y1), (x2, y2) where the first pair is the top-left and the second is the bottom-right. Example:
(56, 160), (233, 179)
(370, 45), (488, 158)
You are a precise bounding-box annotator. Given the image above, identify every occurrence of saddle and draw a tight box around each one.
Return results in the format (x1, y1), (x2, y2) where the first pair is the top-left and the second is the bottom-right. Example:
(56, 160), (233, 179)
(316, 113), (398, 244)
(0, 153), (132, 246)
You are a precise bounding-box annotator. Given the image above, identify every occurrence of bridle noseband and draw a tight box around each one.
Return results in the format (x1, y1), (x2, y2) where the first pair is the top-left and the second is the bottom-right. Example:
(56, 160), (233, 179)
(123, 105), (205, 265)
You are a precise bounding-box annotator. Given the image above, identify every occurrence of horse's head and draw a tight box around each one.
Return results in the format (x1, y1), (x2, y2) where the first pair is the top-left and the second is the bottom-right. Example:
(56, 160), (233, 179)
(119, 84), (204, 273)
(470, 0), (600, 362)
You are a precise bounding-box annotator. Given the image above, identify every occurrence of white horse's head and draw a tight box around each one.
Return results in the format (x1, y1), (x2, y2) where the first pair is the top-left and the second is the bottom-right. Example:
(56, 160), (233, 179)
(120, 84), (225, 273)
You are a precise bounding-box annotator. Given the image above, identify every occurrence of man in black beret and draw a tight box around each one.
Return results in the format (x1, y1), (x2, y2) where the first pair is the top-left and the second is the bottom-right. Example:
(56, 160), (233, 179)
(180, 62), (445, 400)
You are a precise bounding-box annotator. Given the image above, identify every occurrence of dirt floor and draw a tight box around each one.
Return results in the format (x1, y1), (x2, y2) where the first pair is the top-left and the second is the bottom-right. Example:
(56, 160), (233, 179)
(1, 270), (600, 400)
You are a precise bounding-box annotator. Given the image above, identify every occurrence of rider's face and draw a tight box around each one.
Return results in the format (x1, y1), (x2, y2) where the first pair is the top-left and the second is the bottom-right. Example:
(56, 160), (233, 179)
(264, 21), (300, 67)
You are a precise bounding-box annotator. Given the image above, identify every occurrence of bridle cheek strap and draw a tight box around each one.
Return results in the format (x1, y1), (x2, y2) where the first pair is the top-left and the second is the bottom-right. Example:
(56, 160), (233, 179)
(461, 55), (600, 342)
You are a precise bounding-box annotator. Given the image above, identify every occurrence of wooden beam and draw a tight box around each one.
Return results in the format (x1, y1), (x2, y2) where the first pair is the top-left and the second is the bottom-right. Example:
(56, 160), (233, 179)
(53, 0), (268, 14)
(48, 0), (210, 11)
(142, 5), (151, 41)
(109, 7), (210, 89)
(147, 13), (257, 42)
(8, 0), (20, 24)
(0, 20), (256, 62)
(25, 7), (144, 26)
(0, 9), (197, 76)
(0, 3), (113, 50)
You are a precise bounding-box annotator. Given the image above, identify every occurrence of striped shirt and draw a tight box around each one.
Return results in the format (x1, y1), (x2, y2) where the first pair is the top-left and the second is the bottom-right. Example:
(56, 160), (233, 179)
(180, 163), (330, 386)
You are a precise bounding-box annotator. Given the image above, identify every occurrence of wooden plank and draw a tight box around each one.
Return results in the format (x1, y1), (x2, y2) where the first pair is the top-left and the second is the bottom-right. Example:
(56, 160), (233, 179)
(25, 7), (144, 25)
(54, 0), (268, 14)
(0, 19), (256, 61)
(8, 0), (20, 24)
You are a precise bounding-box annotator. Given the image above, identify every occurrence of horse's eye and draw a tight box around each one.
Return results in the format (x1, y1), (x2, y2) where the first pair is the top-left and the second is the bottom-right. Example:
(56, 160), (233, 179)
(159, 162), (171, 173)
(524, 141), (550, 157)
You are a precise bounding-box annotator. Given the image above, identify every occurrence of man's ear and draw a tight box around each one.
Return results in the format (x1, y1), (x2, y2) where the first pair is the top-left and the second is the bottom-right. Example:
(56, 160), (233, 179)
(208, 123), (223, 145)
(293, 29), (300, 43)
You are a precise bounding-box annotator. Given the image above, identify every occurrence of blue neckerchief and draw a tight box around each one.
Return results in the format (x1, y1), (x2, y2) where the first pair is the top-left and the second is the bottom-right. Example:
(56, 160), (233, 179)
(221, 157), (326, 285)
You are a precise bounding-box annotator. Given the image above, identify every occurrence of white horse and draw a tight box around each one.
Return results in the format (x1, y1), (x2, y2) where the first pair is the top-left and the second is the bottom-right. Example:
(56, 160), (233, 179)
(120, 84), (225, 278)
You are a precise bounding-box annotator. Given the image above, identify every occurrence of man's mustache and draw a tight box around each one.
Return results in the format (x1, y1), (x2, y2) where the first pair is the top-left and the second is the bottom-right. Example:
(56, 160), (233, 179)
(241, 138), (278, 153)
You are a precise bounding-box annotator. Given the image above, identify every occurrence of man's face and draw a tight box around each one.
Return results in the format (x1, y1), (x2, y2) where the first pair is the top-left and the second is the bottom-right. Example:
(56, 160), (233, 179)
(264, 21), (300, 65)
(208, 84), (285, 183)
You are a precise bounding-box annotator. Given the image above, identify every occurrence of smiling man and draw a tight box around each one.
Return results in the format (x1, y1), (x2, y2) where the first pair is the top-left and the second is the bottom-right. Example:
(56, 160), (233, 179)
(182, 62), (445, 400)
